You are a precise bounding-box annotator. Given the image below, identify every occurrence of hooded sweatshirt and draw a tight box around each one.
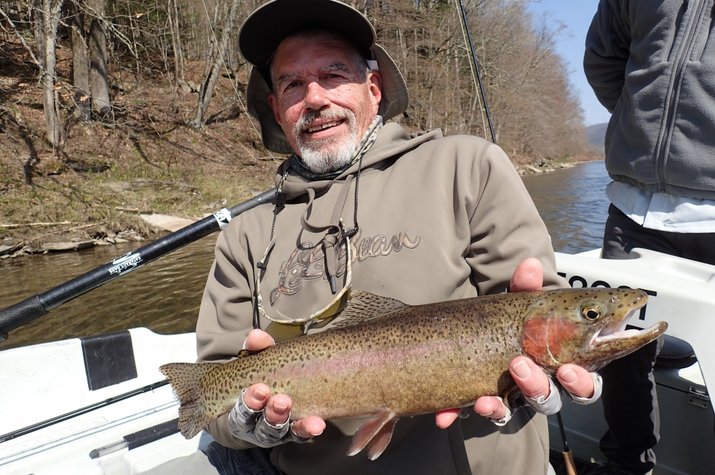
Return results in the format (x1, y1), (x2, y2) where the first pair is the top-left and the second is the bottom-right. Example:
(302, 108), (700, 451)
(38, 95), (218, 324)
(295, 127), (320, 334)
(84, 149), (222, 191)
(585, 0), (715, 200)
(195, 122), (564, 475)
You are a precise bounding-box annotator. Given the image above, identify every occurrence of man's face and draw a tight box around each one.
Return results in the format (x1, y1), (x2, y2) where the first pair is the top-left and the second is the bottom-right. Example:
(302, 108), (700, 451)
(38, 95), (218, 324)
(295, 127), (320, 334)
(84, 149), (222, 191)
(268, 32), (382, 173)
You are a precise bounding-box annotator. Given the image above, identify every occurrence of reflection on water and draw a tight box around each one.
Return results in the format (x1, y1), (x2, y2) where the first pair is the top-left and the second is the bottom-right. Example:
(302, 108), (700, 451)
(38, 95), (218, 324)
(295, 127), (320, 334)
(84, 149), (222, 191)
(0, 237), (217, 349)
(0, 160), (611, 349)
(522, 160), (610, 254)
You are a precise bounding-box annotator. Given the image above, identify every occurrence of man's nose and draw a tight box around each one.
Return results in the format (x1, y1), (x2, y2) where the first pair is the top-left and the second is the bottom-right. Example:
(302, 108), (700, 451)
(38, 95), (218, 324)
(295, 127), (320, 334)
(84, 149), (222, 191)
(304, 81), (331, 109)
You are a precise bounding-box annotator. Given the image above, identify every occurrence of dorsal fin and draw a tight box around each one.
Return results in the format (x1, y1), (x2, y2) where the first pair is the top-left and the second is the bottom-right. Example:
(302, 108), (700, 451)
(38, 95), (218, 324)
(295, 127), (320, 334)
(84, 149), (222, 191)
(332, 290), (409, 328)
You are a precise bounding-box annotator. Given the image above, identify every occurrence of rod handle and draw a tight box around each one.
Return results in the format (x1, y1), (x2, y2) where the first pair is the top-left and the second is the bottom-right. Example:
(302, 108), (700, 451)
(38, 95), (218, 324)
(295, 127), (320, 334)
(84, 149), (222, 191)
(0, 295), (48, 341)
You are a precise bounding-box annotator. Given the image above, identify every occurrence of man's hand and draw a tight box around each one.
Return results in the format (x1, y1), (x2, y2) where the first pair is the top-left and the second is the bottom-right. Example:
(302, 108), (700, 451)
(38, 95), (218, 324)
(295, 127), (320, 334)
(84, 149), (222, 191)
(228, 329), (326, 446)
(435, 258), (599, 429)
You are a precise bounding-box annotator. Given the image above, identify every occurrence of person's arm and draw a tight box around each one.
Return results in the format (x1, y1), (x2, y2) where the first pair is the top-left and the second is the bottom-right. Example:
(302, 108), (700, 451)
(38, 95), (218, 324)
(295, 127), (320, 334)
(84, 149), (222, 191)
(584, 0), (631, 112)
(195, 227), (281, 449)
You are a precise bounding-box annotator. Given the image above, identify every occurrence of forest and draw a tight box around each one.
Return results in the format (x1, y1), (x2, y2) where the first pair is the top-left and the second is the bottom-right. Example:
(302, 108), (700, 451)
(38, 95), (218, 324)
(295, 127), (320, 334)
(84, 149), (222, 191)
(0, 0), (595, 251)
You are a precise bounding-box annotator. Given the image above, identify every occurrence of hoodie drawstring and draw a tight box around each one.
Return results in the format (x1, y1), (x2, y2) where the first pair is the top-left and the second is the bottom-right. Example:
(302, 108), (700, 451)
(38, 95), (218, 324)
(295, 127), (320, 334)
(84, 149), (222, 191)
(300, 176), (355, 293)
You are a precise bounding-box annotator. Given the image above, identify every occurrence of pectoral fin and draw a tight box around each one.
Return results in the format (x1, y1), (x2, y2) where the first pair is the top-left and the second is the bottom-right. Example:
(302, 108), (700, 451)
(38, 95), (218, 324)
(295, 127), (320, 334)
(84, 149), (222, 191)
(346, 411), (398, 459)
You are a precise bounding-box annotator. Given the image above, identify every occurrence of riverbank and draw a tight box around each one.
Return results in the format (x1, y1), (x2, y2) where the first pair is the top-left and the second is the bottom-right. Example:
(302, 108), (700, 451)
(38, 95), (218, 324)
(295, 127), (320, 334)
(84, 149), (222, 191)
(0, 156), (586, 259)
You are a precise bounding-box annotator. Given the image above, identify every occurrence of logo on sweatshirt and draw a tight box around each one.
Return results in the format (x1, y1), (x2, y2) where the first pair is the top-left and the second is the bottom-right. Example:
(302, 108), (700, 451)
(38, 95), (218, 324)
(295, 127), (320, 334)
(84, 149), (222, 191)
(269, 231), (421, 304)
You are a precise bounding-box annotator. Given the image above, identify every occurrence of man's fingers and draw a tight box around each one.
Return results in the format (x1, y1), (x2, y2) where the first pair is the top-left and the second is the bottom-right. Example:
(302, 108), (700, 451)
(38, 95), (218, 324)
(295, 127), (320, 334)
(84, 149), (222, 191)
(509, 257), (543, 292)
(435, 408), (460, 429)
(474, 396), (509, 421)
(557, 364), (596, 399)
(510, 357), (551, 400)
(511, 356), (563, 415)
(264, 393), (292, 426)
(245, 329), (276, 352)
(290, 416), (326, 439)
(243, 383), (271, 411)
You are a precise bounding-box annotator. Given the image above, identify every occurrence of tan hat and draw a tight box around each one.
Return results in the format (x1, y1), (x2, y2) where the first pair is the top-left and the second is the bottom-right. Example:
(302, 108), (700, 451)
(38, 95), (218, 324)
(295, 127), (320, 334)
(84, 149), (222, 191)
(239, 0), (409, 153)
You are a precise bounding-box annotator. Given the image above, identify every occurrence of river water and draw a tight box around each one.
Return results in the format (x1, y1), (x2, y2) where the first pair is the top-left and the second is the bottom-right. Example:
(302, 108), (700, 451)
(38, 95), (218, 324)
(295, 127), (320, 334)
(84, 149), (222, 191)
(0, 160), (610, 350)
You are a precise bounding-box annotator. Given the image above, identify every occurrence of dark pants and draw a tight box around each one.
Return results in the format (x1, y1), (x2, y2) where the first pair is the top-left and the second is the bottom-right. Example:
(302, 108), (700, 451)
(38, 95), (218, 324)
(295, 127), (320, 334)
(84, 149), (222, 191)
(204, 442), (282, 475)
(599, 204), (715, 473)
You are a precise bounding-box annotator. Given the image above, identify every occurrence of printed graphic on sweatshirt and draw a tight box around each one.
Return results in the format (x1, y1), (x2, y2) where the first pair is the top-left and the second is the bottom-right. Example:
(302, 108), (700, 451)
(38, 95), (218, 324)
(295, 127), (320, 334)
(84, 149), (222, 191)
(269, 231), (421, 305)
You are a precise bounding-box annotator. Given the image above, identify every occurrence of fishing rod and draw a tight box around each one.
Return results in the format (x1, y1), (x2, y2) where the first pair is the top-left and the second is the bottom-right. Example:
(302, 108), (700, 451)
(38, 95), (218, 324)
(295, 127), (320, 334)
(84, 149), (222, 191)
(0, 379), (171, 443)
(0, 188), (276, 341)
(556, 411), (578, 475)
(455, 0), (496, 143)
(455, 3), (579, 473)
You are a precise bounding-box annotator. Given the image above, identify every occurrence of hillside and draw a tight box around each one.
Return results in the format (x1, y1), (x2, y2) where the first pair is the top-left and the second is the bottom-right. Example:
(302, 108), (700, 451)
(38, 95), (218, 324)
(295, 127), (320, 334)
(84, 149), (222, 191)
(0, 0), (600, 257)
(586, 122), (608, 153)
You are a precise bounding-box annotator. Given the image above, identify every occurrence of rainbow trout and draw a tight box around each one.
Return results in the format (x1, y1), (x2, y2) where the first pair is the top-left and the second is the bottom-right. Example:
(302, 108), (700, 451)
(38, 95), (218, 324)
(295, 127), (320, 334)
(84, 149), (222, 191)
(160, 288), (666, 459)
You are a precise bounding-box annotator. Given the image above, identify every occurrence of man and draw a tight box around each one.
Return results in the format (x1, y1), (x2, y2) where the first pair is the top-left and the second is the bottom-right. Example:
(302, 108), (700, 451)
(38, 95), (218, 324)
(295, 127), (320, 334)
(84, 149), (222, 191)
(584, 1), (715, 474)
(184, 1), (598, 474)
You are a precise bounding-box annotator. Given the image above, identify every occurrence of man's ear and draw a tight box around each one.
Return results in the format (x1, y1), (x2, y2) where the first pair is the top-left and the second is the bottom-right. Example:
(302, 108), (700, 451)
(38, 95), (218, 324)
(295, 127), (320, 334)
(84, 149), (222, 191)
(368, 71), (383, 111)
(268, 94), (282, 124)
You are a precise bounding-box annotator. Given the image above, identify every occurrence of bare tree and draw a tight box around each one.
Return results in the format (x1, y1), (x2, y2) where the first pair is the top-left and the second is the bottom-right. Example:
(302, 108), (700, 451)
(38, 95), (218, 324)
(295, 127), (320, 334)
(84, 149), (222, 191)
(69, 0), (90, 120)
(35, 0), (64, 148)
(87, 0), (111, 118)
(68, 0), (111, 120)
(189, 0), (241, 128)
(168, 0), (185, 84)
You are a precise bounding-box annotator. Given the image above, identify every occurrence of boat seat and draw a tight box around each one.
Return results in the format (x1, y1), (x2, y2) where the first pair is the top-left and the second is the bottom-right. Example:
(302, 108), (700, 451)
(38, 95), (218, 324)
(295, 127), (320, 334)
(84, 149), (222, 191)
(655, 334), (696, 369)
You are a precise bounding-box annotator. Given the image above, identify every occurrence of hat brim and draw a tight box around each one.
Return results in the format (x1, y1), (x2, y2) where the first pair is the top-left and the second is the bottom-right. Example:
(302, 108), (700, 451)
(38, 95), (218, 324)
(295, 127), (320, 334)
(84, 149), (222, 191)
(239, 0), (376, 76)
(246, 44), (408, 154)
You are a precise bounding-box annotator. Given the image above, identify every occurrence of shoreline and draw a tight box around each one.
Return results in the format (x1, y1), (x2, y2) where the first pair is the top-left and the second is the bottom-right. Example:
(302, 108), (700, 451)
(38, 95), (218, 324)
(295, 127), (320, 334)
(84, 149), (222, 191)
(0, 159), (596, 259)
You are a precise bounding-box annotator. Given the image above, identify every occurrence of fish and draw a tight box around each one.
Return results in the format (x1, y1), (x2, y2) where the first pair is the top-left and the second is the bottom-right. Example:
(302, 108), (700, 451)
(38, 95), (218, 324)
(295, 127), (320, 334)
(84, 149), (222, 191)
(160, 287), (666, 459)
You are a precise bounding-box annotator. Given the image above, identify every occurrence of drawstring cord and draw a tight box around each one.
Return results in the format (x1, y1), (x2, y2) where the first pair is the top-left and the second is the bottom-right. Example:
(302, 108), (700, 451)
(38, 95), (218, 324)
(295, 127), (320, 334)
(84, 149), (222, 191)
(252, 115), (382, 330)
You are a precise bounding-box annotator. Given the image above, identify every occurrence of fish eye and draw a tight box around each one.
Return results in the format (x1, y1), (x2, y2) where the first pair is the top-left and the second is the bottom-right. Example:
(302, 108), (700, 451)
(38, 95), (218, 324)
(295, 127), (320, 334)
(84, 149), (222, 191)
(581, 304), (602, 321)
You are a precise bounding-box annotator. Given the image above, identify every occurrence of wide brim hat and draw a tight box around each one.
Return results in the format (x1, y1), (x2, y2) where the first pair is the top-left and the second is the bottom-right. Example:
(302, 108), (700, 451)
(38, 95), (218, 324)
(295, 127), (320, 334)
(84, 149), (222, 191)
(239, 0), (408, 153)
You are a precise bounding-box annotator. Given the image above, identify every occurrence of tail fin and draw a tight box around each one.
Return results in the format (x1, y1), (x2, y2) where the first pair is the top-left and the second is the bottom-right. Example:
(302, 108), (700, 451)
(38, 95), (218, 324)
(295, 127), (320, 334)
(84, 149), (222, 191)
(160, 362), (215, 439)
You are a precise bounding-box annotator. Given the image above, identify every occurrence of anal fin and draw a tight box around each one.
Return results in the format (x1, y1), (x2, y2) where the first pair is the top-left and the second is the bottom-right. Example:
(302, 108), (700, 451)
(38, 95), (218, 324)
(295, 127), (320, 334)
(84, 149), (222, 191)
(365, 416), (398, 460)
(346, 411), (397, 459)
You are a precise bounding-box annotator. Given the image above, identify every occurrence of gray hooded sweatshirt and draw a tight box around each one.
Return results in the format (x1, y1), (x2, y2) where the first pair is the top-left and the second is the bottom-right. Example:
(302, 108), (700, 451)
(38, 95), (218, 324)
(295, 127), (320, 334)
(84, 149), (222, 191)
(195, 122), (564, 474)
(585, 0), (715, 200)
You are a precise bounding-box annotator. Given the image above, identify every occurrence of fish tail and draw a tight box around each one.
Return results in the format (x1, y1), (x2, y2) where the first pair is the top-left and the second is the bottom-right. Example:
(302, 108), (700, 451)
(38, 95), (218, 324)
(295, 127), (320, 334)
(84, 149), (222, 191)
(160, 362), (216, 439)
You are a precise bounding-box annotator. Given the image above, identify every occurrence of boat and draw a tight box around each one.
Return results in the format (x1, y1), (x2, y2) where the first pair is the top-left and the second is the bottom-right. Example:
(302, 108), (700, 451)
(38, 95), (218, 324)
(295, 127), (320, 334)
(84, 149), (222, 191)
(551, 249), (715, 475)
(0, 247), (713, 474)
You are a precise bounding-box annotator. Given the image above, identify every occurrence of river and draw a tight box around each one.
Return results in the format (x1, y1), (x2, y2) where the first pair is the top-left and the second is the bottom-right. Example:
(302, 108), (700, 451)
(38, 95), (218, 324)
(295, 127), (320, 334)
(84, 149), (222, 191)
(0, 160), (610, 350)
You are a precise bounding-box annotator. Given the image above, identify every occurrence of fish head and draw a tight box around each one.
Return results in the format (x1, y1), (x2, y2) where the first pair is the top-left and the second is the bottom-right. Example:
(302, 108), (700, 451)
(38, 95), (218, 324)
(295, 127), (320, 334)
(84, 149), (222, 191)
(521, 288), (667, 372)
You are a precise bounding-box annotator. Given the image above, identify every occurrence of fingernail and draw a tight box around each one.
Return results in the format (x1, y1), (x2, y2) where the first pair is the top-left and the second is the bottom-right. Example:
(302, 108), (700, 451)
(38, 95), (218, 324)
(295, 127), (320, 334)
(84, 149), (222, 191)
(512, 360), (531, 379)
(253, 386), (269, 401)
(560, 367), (577, 384)
(273, 396), (290, 414)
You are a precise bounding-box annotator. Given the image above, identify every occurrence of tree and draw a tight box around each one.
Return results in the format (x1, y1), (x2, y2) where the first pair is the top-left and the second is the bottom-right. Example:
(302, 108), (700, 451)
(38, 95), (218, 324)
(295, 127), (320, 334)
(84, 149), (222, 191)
(35, 0), (64, 148)
(71, 0), (111, 120)
(189, 0), (241, 128)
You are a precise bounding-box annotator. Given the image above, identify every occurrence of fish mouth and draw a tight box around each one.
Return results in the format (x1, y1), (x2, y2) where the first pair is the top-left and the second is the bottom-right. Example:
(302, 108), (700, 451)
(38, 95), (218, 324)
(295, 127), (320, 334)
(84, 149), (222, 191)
(591, 308), (668, 347)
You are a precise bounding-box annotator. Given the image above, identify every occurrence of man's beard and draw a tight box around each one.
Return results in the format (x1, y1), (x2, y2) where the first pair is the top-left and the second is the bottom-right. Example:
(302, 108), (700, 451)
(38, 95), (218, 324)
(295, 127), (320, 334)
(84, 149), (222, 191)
(294, 107), (359, 175)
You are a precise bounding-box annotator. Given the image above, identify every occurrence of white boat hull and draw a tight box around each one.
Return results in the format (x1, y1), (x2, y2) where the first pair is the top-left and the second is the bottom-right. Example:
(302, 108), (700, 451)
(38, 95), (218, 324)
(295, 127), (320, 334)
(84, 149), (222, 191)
(0, 329), (210, 474)
(553, 248), (715, 475)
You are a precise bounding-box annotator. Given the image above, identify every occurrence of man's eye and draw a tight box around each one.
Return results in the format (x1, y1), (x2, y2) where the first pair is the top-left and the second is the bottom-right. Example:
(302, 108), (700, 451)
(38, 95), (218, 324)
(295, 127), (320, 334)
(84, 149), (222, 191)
(324, 72), (349, 82)
(281, 81), (301, 94)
